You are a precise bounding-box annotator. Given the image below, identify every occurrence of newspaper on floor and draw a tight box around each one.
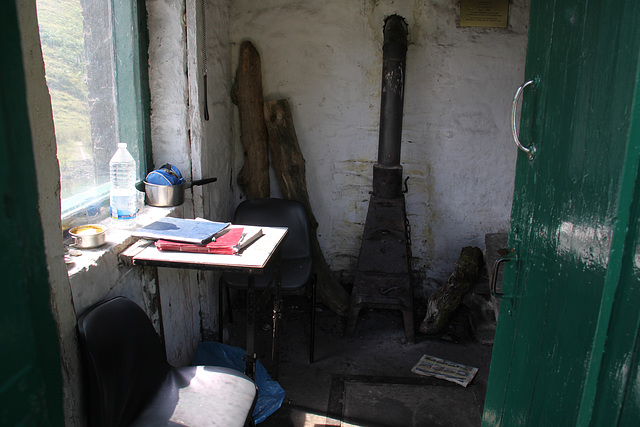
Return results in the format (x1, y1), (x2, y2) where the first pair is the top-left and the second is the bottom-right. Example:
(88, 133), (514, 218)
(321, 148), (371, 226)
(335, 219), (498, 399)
(411, 354), (478, 387)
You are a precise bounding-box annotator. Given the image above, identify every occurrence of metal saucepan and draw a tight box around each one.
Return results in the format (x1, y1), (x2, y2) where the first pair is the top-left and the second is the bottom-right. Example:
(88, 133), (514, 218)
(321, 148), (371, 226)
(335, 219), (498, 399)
(69, 224), (108, 249)
(140, 177), (217, 207)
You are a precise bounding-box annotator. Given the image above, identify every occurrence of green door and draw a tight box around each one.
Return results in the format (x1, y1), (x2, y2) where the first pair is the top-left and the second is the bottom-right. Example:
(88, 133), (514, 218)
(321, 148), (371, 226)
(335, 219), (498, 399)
(482, 0), (640, 425)
(0, 1), (64, 424)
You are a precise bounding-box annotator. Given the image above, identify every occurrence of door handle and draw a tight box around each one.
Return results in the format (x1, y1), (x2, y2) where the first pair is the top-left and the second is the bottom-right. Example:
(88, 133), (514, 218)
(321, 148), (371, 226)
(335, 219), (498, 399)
(490, 254), (517, 298)
(511, 80), (536, 161)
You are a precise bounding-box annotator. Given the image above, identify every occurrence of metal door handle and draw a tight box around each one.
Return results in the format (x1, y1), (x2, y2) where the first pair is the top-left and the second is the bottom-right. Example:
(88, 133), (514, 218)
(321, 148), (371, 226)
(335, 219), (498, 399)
(491, 255), (517, 298)
(511, 80), (536, 161)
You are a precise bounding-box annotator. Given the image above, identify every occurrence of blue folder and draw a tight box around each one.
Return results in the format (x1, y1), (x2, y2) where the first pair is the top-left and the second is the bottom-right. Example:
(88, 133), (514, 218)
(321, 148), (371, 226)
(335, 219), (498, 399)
(132, 217), (230, 244)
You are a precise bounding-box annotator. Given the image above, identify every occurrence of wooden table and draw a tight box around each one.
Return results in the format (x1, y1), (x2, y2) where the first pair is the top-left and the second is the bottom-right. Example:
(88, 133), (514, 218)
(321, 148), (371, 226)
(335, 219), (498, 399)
(128, 225), (288, 379)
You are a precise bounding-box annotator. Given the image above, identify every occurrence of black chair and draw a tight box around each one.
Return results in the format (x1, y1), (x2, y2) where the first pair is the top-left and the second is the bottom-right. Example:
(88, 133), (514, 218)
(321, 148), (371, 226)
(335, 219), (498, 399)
(77, 296), (257, 427)
(218, 198), (317, 373)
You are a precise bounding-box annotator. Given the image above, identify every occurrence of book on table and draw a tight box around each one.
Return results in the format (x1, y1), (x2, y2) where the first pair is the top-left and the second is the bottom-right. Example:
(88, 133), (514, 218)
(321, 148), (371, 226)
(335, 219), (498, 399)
(154, 226), (264, 255)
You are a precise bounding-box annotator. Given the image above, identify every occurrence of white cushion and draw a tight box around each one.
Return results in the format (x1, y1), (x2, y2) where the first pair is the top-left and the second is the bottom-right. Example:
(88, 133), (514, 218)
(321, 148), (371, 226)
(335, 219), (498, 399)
(131, 366), (256, 427)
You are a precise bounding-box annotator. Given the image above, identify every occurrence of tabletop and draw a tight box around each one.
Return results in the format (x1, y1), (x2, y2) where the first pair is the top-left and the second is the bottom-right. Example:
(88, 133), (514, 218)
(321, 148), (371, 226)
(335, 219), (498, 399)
(128, 225), (288, 274)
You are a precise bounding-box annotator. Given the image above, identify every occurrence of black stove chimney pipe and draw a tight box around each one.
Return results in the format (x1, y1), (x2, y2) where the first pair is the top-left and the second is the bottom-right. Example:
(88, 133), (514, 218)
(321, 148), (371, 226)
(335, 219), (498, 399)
(373, 15), (408, 199)
(346, 15), (414, 341)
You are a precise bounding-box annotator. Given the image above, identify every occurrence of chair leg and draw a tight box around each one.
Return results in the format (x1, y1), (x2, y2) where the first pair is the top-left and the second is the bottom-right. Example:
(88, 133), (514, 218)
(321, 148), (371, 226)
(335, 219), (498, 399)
(271, 266), (283, 380)
(310, 274), (317, 364)
(402, 308), (415, 343)
(218, 280), (224, 342)
(345, 305), (361, 338)
(226, 285), (233, 323)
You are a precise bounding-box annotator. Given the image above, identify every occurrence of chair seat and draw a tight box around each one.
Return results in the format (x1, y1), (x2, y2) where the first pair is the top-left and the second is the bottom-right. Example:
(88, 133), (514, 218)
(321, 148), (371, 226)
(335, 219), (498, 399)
(77, 297), (257, 427)
(131, 366), (257, 427)
(222, 256), (312, 290)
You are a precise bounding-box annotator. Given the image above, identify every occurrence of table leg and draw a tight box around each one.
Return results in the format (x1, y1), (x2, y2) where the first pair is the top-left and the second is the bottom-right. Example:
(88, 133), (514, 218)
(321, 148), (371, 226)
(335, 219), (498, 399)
(245, 274), (256, 379)
(218, 280), (224, 343)
(272, 256), (282, 379)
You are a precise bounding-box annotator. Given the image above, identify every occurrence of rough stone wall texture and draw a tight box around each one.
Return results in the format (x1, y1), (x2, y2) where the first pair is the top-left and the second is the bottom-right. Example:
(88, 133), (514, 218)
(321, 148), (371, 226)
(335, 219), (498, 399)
(145, 0), (233, 364)
(201, 0), (234, 222)
(147, 0), (191, 176)
(17, 2), (83, 425)
(229, 0), (529, 290)
(191, 0), (235, 336)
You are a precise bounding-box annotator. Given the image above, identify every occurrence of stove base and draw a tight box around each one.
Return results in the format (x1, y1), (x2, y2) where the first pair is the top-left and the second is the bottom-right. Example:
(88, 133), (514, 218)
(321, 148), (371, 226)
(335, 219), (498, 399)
(346, 196), (414, 341)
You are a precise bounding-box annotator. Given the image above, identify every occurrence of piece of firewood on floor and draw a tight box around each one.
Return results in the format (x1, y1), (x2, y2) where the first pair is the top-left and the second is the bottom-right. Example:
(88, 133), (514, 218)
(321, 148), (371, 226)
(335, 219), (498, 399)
(420, 246), (484, 335)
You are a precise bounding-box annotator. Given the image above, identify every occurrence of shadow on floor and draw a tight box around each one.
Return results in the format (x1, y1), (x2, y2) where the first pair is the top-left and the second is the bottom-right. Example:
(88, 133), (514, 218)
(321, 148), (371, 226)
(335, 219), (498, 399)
(222, 288), (494, 427)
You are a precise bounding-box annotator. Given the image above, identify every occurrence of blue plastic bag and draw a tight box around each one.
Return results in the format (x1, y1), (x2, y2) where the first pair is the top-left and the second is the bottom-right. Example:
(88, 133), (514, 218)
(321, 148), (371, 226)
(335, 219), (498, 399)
(191, 341), (285, 424)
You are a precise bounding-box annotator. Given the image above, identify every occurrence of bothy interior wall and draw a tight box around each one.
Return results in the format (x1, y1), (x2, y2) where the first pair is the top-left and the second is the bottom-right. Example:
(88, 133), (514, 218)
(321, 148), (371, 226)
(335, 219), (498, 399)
(228, 0), (529, 290)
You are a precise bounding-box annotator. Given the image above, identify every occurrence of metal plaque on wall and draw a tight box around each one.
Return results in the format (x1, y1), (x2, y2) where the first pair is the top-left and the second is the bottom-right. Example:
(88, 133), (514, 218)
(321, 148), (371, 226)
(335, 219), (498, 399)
(460, 0), (509, 28)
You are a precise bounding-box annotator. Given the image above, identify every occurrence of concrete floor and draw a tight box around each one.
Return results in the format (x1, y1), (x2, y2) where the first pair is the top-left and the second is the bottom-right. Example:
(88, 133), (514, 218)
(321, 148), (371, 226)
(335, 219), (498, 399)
(221, 278), (496, 427)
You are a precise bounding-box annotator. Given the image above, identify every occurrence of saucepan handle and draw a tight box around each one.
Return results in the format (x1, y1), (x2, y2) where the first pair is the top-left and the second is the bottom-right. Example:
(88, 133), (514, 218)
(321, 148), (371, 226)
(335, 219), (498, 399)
(190, 177), (217, 187)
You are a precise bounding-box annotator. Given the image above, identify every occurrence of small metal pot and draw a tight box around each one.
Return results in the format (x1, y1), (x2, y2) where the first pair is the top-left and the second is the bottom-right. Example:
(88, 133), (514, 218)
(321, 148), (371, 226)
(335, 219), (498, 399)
(143, 177), (217, 207)
(69, 224), (107, 249)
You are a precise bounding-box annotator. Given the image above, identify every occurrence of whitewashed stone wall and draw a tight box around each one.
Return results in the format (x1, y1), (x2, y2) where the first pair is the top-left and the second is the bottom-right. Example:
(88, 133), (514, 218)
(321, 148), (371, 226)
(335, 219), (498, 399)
(228, 0), (529, 290)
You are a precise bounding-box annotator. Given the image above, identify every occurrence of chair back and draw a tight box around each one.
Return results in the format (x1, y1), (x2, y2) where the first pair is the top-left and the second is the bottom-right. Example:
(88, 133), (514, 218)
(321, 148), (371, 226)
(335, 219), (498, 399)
(77, 296), (170, 427)
(233, 198), (312, 261)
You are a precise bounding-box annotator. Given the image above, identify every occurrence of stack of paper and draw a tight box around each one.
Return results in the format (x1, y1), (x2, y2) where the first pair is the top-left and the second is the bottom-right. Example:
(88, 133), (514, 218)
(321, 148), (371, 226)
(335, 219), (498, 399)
(411, 354), (478, 387)
(134, 217), (264, 255)
(133, 217), (230, 244)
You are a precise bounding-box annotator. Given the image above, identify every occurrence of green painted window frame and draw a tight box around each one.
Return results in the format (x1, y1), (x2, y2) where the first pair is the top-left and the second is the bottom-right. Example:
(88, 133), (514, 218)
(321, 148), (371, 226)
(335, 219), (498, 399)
(112, 0), (152, 180)
(52, 0), (151, 221)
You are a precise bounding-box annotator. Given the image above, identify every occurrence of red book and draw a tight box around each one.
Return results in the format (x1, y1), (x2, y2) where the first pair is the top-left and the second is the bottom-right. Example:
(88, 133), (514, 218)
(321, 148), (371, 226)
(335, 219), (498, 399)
(155, 227), (244, 255)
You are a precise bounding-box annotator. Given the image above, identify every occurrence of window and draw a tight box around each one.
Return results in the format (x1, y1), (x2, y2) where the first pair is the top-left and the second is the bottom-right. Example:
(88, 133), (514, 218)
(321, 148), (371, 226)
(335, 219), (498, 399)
(36, 0), (150, 223)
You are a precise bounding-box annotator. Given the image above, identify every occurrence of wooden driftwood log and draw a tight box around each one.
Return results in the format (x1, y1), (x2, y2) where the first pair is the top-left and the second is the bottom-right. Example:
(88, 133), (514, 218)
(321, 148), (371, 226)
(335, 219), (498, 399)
(264, 99), (350, 315)
(419, 246), (484, 335)
(231, 41), (270, 198)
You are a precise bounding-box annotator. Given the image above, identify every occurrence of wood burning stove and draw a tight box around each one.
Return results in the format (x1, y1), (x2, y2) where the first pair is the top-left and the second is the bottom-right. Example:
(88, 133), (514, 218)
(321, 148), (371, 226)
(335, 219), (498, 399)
(345, 15), (414, 341)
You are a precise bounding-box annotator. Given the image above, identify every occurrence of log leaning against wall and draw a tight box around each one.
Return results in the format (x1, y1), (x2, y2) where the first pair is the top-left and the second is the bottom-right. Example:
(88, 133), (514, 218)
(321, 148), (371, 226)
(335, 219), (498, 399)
(231, 41), (270, 198)
(264, 99), (350, 315)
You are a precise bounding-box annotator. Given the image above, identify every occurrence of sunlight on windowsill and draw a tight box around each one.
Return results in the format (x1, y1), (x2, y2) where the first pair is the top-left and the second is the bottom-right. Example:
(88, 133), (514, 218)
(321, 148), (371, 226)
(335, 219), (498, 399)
(65, 202), (186, 279)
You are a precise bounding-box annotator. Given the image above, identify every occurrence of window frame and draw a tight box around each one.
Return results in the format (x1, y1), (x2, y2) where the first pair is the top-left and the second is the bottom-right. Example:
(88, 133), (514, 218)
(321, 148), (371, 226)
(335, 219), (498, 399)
(112, 0), (151, 180)
(55, 0), (151, 222)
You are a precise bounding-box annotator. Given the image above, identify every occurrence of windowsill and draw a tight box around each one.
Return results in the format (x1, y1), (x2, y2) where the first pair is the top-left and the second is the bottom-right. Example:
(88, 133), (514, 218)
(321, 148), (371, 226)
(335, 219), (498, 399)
(66, 201), (187, 278)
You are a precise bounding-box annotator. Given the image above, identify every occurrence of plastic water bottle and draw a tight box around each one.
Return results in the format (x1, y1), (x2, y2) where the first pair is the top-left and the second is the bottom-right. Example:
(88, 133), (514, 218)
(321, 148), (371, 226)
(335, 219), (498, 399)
(109, 143), (137, 228)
